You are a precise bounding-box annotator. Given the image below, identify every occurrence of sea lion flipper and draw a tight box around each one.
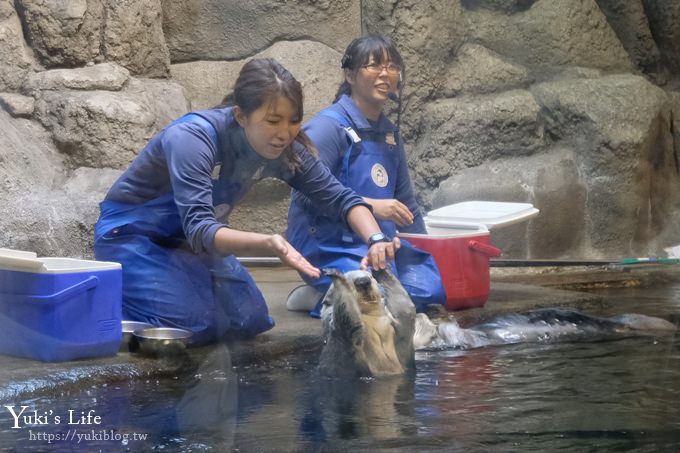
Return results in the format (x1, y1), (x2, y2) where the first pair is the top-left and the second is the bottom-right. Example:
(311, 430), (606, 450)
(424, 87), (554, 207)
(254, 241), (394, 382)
(372, 267), (416, 368)
(322, 269), (364, 345)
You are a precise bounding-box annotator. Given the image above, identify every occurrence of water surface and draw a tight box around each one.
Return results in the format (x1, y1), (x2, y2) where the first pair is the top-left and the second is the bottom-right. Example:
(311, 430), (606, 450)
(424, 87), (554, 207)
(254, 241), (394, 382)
(1, 284), (679, 452)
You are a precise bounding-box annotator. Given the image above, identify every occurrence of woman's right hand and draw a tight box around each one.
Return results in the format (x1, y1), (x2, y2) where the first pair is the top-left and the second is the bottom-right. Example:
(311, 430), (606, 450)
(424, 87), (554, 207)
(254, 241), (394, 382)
(365, 197), (414, 227)
(361, 237), (401, 270)
(268, 234), (321, 279)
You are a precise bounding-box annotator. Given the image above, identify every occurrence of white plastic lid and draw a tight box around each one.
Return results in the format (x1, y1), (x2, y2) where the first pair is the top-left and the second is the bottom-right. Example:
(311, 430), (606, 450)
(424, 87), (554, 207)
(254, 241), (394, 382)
(0, 247), (44, 271)
(0, 248), (121, 273)
(425, 201), (539, 230)
(398, 224), (489, 239)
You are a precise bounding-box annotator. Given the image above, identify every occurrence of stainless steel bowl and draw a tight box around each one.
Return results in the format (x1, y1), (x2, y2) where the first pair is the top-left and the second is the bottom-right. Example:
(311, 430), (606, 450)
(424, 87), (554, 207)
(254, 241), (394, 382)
(120, 320), (154, 352)
(134, 327), (192, 357)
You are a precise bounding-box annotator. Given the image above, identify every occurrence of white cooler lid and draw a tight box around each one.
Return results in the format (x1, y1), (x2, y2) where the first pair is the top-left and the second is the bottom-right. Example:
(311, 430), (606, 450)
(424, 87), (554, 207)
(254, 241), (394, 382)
(425, 201), (539, 230)
(0, 247), (45, 271)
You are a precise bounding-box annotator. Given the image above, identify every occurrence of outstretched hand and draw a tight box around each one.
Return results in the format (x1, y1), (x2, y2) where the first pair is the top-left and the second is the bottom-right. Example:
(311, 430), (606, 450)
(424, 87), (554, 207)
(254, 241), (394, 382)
(269, 234), (321, 279)
(361, 237), (401, 270)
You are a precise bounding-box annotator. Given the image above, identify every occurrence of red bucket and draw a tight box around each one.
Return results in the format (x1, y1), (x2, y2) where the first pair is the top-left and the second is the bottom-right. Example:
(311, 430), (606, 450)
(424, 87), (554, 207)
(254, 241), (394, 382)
(399, 230), (501, 310)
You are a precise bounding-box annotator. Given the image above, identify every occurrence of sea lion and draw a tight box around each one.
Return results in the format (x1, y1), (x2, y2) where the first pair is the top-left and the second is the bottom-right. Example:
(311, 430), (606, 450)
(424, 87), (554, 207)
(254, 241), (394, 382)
(318, 268), (416, 377)
(421, 308), (677, 350)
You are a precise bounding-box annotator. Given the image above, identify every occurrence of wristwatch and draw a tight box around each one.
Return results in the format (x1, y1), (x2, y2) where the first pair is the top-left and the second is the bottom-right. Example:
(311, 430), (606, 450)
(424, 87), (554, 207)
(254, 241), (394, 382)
(367, 232), (390, 248)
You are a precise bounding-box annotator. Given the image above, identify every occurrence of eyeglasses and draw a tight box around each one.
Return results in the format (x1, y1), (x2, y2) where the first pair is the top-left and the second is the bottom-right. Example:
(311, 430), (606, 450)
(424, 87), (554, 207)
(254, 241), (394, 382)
(361, 62), (402, 75)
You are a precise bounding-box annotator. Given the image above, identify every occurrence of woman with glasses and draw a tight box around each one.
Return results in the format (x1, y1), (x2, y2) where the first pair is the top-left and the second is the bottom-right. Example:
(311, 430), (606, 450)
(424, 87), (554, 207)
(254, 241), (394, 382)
(286, 35), (446, 316)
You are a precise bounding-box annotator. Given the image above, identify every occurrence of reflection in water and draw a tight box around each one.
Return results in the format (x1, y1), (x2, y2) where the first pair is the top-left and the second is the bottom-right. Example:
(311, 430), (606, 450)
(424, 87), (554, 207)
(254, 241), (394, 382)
(1, 285), (679, 451)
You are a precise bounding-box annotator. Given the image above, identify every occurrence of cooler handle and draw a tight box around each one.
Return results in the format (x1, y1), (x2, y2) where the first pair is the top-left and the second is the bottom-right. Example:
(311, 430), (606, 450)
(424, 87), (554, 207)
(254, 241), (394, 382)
(469, 240), (501, 257)
(0, 276), (100, 304)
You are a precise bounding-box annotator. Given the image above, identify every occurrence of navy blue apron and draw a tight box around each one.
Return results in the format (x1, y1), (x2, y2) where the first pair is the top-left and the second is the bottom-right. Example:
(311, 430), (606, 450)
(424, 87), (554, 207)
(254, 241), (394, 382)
(287, 108), (445, 315)
(94, 114), (274, 345)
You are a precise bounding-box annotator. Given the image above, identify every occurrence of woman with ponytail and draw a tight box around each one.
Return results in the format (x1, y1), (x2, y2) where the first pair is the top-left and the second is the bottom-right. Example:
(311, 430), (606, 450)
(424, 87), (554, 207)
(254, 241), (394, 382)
(94, 58), (399, 344)
(286, 35), (446, 316)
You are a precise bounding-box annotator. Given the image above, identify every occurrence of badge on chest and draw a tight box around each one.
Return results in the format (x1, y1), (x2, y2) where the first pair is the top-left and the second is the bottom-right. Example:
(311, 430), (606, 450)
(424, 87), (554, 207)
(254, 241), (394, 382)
(371, 163), (389, 188)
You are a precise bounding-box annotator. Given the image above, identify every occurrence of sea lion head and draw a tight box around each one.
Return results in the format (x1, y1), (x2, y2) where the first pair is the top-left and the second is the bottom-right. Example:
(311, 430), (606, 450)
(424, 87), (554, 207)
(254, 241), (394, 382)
(343, 269), (385, 316)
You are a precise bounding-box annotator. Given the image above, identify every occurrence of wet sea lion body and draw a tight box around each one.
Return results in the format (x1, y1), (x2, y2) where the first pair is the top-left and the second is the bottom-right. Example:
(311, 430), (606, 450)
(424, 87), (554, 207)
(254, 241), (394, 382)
(424, 308), (677, 350)
(318, 268), (415, 377)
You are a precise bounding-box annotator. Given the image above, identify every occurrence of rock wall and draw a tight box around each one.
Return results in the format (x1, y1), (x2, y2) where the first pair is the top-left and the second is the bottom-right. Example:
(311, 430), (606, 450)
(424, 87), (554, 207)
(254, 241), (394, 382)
(0, 0), (679, 260)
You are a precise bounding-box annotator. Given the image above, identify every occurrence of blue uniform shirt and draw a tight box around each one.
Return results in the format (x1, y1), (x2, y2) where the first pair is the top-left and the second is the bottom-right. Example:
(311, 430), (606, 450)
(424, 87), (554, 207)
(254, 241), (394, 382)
(303, 94), (426, 234)
(103, 106), (368, 254)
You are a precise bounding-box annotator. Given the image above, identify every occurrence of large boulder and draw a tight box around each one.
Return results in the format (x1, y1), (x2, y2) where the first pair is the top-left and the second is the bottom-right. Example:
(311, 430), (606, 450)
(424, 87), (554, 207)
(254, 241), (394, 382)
(594, 0), (665, 81)
(0, 109), (63, 194)
(410, 89), (546, 206)
(16, 0), (170, 77)
(102, 0), (170, 77)
(642, 0), (680, 74)
(462, 0), (632, 78)
(0, 108), (119, 258)
(444, 43), (532, 97)
(16, 0), (102, 67)
(33, 74), (189, 169)
(533, 75), (680, 257)
(23, 62), (130, 93)
(161, 0), (360, 61)
(0, 0), (35, 91)
(171, 40), (342, 120)
(427, 74), (680, 258)
(432, 147), (587, 259)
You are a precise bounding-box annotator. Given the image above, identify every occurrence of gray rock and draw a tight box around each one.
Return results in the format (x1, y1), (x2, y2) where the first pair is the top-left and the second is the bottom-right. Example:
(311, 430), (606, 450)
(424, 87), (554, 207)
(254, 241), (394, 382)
(161, 0), (360, 61)
(62, 166), (121, 223)
(0, 108), (64, 194)
(0, 93), (34, 117)
(642, 0), (680, 74)
(530, 74), (668, 167)
(23, 63), (130, 93)
(16, 0), (102, 67)
(102, 0), (170, 77)
(0, 109), (121, 258)
(410, 90), (545, 205)
(33, 78), (189, 170)
(0, 191), (94, 259)
(170, 60), (242, 111)
(0, 0), (35, 91)
(528, 75), (679, 256)
(444, 43), (532, 96)
(126, 78), (190, 131)
(594, 0), (665, 81)
(432, 148), (587, 259)
(171, 40), (342, 121)
(464, 0), (632, 78)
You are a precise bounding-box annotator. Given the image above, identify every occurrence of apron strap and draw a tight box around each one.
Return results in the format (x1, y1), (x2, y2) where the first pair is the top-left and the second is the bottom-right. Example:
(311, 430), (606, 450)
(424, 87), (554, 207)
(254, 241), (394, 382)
(173, 113), (219, 145)
(317, 110), (361, 187)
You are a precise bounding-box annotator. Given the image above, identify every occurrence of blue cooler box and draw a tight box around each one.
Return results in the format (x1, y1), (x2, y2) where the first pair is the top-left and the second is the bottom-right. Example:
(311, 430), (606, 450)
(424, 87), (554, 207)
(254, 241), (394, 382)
(0, 249), (122, 362)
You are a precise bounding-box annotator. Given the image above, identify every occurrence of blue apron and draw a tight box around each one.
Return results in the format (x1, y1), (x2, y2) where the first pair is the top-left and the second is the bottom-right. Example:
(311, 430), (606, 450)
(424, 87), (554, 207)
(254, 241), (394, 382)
(94, 114), (274, 345)
(287, 108), (445, 314)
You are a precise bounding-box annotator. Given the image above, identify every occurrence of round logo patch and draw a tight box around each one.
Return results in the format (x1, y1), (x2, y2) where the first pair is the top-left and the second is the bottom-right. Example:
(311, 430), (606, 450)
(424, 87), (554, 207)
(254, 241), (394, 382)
(371, 163), (389, 188)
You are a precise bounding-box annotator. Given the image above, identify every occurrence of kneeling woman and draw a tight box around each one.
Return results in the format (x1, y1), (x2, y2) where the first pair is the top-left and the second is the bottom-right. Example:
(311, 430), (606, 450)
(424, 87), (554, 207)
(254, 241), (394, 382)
(287, 36), (446, 316)
(94, 58), (399, 345)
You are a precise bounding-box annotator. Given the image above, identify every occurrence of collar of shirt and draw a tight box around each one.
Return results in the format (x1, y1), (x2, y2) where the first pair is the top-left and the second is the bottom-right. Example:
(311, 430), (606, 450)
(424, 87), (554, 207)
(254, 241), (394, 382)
(337, 94), (396, 134)
(224, 125), (271, 179)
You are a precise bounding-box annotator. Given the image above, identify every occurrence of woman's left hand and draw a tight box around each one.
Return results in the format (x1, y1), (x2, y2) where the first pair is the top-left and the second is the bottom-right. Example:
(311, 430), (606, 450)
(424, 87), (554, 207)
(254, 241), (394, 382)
(268, 234), (321, 279)
(361, 237), (401, 270)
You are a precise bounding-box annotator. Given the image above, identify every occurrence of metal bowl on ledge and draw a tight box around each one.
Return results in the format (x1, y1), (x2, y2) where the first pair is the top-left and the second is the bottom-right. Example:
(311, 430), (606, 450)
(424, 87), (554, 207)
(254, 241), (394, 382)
(134, 327), (192, 357)
(120, 320), (154, 352)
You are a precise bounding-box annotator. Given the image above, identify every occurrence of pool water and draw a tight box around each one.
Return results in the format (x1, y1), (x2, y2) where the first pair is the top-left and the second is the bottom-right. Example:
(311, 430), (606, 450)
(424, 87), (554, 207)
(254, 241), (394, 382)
(2, 284), (679, 452)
